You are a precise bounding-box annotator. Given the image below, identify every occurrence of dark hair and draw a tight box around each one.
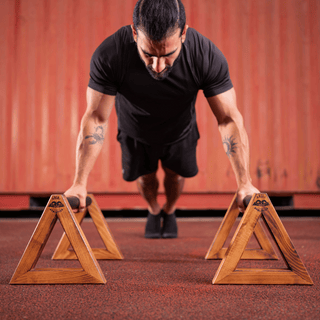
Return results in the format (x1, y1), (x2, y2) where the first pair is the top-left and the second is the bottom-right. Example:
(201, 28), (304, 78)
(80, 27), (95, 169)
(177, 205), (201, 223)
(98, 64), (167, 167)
(133, 0), (186, 42)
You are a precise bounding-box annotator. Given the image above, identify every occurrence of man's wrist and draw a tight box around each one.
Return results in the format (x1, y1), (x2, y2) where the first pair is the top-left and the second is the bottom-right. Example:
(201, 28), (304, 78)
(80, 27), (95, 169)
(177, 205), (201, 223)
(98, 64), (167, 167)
(72, 179), (87, 188)
(237, 175), (253, 188)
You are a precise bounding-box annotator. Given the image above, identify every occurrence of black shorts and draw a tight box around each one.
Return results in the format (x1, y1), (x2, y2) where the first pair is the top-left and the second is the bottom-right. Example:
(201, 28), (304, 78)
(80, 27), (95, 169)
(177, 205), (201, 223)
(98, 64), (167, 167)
(117, 126), (200, 182)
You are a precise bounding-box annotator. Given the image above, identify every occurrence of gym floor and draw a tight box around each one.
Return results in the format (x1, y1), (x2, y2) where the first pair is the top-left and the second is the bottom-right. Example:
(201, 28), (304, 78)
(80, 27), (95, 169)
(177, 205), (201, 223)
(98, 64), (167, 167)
(1, 217), (319, 319)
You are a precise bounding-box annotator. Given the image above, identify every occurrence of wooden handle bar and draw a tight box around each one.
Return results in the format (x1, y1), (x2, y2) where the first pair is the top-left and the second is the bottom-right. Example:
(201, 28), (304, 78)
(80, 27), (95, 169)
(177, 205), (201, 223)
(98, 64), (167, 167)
(243, 195), (252, 208)
(66, 196), (92, 209)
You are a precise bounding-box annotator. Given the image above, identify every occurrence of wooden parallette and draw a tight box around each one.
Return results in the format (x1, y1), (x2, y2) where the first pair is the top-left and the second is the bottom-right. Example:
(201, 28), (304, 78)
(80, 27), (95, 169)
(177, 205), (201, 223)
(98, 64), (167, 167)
(212, 193), (313, 285)
(10, 195), (106, 284)
(206, 194), (278, 260)
(52, 194), (123, 260)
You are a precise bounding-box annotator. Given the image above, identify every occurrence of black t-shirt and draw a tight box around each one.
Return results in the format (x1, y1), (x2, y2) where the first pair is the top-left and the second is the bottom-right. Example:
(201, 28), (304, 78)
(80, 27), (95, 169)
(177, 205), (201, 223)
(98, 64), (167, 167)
(88, 26), (233, 145)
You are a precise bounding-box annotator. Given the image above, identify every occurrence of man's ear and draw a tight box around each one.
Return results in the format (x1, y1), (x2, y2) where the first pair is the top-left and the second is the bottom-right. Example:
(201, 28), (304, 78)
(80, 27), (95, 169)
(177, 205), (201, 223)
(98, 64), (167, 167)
(181, 25), (188, 43)
(131, 24), (138, 42)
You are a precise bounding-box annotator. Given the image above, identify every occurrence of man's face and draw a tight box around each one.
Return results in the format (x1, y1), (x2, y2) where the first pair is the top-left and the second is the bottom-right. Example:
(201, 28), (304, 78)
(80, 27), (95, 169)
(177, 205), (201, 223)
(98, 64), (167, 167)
(132, 25), (188, 81)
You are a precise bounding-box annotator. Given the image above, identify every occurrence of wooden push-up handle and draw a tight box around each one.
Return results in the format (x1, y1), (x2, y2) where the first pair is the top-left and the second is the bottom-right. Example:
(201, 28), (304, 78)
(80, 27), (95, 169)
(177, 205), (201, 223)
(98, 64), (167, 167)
(10, 195), (106, 285)
(52, 194), (123, 260)
(211, 193), (313, 285)
(67, 196), (92, 209)
(205, 194), (278, 260)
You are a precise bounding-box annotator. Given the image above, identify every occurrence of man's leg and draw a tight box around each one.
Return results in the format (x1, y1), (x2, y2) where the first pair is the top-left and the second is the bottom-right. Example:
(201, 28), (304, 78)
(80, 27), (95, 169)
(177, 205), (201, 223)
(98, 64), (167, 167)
(136, 171), (161, 215)
(137, 171), (163, 238)
(160, 166), (184, 238)
(162, 166), (185, 214)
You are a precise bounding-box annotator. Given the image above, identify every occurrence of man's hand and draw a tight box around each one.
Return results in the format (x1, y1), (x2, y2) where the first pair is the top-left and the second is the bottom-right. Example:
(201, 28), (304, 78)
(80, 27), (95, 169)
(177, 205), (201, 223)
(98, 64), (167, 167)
(64, 185), (87, 213)
(236, 183), (260, 213)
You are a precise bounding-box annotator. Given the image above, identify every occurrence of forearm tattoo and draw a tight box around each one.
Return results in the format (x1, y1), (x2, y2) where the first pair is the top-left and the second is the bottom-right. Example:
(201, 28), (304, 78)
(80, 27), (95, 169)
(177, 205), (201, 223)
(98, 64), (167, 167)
(85, 125), (106, 145)
(223, 135), (237, 158)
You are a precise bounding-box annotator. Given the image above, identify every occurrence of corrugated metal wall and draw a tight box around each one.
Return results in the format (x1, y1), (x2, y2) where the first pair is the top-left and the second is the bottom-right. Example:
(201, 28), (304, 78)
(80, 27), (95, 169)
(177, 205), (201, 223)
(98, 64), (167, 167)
(1, 0), (319, 194)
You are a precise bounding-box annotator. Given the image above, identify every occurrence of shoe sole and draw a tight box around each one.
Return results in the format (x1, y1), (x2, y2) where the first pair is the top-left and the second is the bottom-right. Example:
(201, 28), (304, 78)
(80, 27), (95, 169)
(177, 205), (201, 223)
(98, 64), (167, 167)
(161, 233), (177, 239)
(144, 234), (161, 239)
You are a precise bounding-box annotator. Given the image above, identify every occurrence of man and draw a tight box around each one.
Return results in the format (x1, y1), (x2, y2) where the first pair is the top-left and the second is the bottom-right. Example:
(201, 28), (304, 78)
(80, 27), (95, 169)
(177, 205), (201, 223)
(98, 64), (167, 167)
(65, 0), (259, 239)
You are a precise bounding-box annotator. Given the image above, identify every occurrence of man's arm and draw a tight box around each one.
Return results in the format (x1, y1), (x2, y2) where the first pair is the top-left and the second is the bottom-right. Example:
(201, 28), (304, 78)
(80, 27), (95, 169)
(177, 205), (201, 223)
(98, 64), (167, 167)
(207, 87), (259, 212)
(64, 87), (116, 212)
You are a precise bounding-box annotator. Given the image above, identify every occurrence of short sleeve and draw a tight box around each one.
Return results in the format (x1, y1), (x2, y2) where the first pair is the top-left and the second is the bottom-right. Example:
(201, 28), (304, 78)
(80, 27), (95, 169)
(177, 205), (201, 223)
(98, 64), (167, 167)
(201, 41), (233, 98)
(88, 35), (118, 96)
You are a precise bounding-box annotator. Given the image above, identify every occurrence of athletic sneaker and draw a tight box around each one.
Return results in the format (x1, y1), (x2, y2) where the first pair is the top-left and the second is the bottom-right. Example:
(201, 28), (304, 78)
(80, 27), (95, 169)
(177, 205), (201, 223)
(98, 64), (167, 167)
(161, 212), (178, 238)
(145, 211), (162, 238)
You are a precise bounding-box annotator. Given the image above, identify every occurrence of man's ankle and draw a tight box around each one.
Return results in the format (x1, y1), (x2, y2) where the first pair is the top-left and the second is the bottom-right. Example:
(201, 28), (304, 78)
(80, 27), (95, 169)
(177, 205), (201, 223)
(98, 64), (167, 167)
(148, 206), (161, 215)
(162, 204), (176, 215)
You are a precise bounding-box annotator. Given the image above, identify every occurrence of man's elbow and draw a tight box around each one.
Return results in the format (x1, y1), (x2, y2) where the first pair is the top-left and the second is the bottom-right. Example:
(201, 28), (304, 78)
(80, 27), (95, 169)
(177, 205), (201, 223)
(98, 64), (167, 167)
(80, 111), (108, 130)
(217, 112), (244, 129)
(92, 110), (109, 124)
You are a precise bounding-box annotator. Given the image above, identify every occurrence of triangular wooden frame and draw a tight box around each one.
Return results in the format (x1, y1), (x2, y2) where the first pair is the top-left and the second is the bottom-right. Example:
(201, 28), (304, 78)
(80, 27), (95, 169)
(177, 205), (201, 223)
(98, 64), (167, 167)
(212, 193), (313, 285)
(10, 195), (106, 285)
(52, 194), (123, 260)
(205, 194), (278, 260)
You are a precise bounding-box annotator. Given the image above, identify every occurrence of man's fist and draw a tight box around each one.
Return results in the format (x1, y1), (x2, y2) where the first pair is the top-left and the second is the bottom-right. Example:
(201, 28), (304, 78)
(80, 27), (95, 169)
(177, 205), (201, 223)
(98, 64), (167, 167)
(236, 184), (260, 213)
(64, 185), (88, 213)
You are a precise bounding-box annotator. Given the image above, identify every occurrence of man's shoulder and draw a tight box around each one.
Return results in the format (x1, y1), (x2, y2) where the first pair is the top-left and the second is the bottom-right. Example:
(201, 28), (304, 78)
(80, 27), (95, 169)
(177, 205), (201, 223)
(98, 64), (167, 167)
(89, 26), (134, 94)
(185, 27), (217, 52)
(183, 27), (232, 95)
(93, 25), (134, 61)
(113, 25), (134, 43)
(185, 27), (202, 39)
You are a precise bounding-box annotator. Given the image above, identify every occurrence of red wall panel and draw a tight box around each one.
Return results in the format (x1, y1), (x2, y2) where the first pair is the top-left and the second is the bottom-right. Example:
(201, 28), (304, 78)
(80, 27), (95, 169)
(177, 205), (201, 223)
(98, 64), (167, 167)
(1, 0), (319, 194)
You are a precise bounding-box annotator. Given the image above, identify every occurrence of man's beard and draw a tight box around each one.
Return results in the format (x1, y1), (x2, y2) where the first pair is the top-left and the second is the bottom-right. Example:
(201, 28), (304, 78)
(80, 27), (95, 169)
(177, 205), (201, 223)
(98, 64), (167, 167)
(146, 64), (173, 81)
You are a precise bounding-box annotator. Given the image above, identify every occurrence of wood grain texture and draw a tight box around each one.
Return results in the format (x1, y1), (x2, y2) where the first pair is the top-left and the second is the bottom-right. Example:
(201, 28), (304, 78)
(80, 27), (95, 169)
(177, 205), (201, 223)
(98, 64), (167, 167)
(212, 193), (313, 285)
(213, 201), (262, 283)
(52, 194), (123, 260)
(10, 195), (106, 285)
(205, 194), (278, 260)
(215, 269), (312, 285)
(12, 269), (103, 285)
(261, 200), (313, 283)
(252, 219), (278, 260)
